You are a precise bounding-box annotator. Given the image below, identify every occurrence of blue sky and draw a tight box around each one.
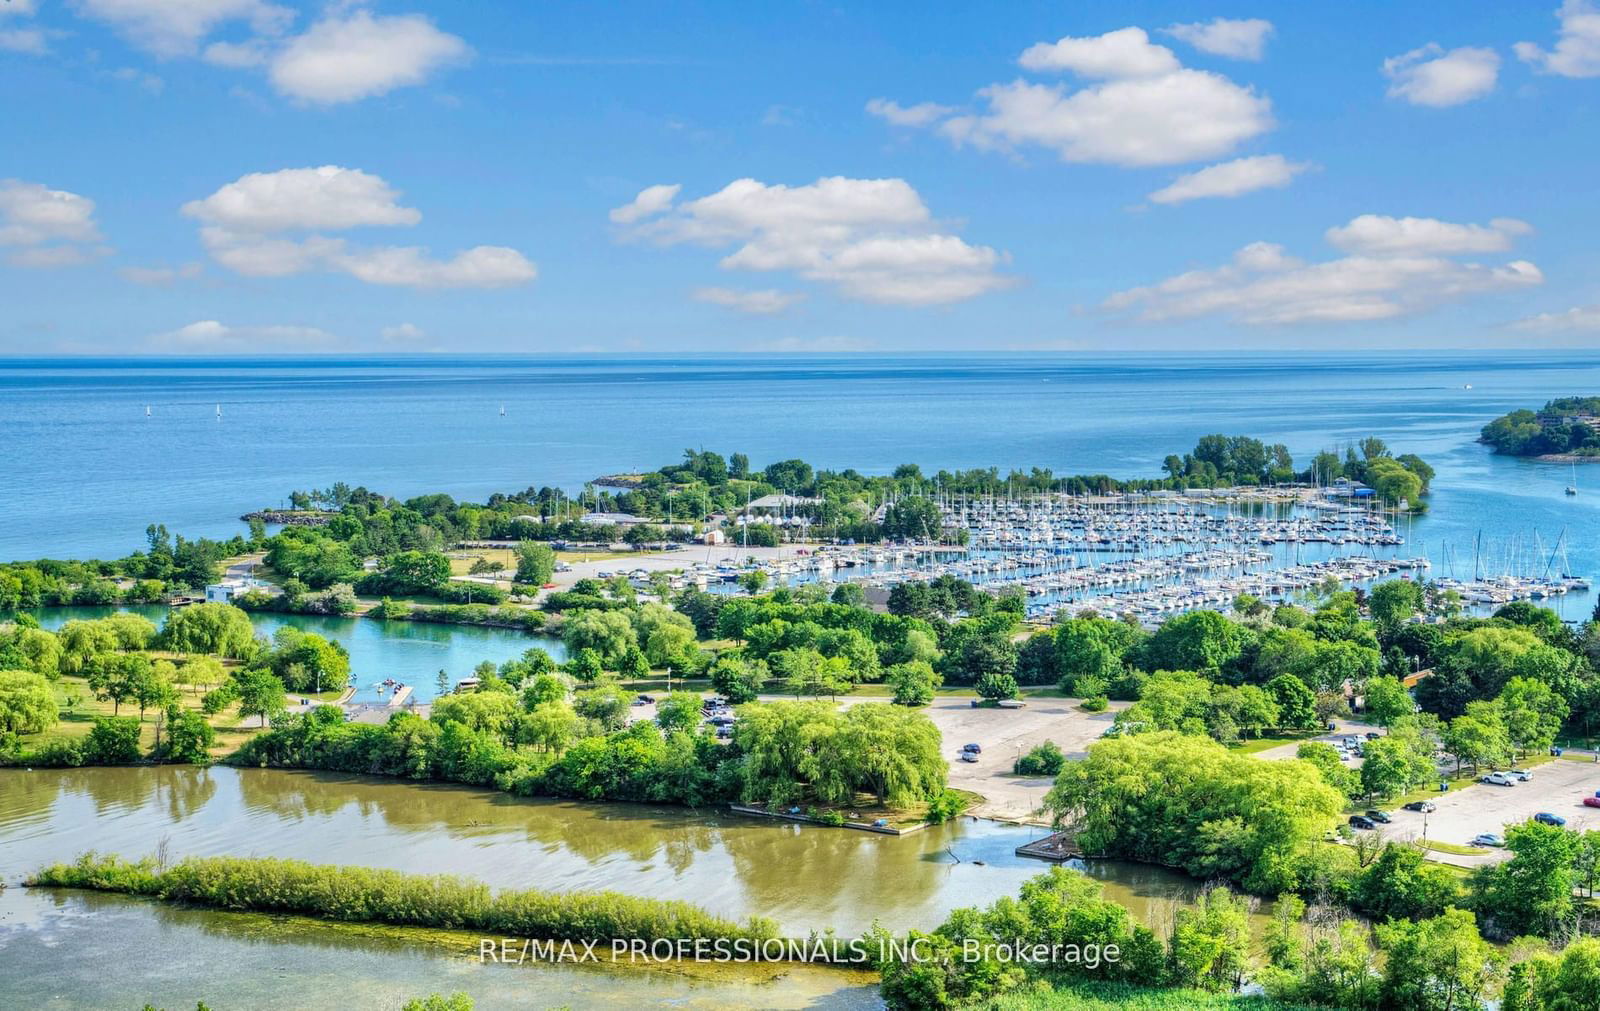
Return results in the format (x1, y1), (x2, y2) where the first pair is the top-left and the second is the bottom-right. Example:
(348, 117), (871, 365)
(3, 0), (1599, 353)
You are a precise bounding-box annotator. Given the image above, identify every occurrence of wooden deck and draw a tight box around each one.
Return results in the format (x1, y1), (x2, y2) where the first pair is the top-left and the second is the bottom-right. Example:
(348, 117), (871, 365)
(1015, 830), (1083, 861)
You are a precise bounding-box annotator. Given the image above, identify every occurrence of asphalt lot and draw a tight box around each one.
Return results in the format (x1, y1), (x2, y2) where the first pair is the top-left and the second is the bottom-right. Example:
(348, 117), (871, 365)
(1387, 756), (1600, 860)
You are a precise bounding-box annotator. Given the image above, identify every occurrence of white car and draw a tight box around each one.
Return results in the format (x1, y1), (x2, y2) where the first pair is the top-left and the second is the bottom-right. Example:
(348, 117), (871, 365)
(1507, 768), (1533, 782)
(1480, 772), (1516, 786)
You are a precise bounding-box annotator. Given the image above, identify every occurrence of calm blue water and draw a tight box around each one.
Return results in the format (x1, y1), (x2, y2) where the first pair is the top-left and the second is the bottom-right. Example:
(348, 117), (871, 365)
(3, 353), (1598, 619)
(25, 605), (565, 703)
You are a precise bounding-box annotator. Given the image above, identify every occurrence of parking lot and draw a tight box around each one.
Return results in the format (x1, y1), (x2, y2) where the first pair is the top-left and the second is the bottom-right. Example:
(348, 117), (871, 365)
(916, 696), (1128, 823)
(1390, 756), (1600, 863)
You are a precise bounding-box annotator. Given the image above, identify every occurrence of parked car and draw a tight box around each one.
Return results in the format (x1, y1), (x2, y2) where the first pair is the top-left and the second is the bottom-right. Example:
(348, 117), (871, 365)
(1583, 796), (1600, 809)
(1472, 833), (1506, 847)
(1480, 772), (1516, 786)
(633, 694), (655, 706)
(959, 751), (980, 763)
(1534, 812), (1568, 827)
(962, 743), (982, 754)
(1364, 810), (1393, 824)
(1365, 732), (1382, 741)
(1403, 801), (1438, 813)
(1507, 768), (1533, 782)
(1348, 815), (1377, 830)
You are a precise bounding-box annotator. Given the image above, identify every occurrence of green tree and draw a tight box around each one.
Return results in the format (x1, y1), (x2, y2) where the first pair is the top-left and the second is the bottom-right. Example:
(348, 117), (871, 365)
(513, 542), (556, 585)
(974, 670), (1019, 702)
(236, 670), (287, 727)
(1266, 673), (1319, 730)
(655, 691), (704, 734)
(86, 651), (148, 716)
(1369, 579), (1424, 629)
(1471, 820), (1580, 939)
(1376, 908), (1503, 1011)
(1363, 675), (1414, 730)
(0, 670), (58, 734)
(1351, 843), (1459, 921)
(158, 705), (218, 763)
(1499, 677), (1568, 758)
(888, 660), (942, 707)
(709, 655), (767, 704)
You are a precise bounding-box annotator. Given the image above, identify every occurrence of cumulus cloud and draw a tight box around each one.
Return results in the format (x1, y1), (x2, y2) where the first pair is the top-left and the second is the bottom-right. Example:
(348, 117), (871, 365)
(1148, 154), (1308, 205)
(1325, 215), (1531, 255)
(879, 27), (1272, 167)
(1104, 216), (1542, 325)
(268, 9), (470, 103)
(612, 176), (1014, 306)
(119, 261), (204, 285)
(1161, 18), (1274, 61)
(72, 0), (293, 58)
(69, 2), (467, 103)
(1019, 26), (1179, 77)
(608, 183), (681, 224)
(865, 98), (956, 128)
(1511, 304), (1600, 332)
(1517, 0), (1600, 77)
(182, 166), (536, 289)
(149, 319), (338, 351)
(0, 178), (110, 267)
(1384, 44), (1500, 106)
(693, 287), (806, 315)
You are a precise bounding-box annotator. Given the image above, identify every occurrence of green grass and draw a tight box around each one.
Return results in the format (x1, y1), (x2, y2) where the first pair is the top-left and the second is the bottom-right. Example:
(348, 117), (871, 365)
(1229, 731), (1319, 755)
(1416, 839), (1491, 857)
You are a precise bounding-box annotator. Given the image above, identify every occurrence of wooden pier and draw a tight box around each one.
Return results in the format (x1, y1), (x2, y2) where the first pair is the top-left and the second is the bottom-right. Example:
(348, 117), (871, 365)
(1015, 831), (1083, 862)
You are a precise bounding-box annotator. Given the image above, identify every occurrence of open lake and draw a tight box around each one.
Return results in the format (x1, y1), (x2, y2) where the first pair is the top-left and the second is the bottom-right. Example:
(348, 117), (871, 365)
(5, 354), (1599, 623)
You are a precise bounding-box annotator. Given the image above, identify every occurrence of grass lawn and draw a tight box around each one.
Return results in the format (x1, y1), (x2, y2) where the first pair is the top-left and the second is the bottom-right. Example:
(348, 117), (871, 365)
(26, 673), (343, 759)
(1230, 730), (1320, 755)
(1416, 839), (1491, 857)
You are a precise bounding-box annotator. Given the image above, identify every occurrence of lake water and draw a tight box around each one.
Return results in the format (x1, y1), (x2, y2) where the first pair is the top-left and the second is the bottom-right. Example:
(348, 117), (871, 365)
(0, 766), (1217, 1009)
(25, 605), (566, 703)
(5, 355), (1599, 620)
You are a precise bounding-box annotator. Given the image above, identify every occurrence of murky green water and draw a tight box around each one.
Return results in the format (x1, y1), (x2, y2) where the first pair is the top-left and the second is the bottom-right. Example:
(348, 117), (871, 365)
(0, 766), (1218, 1008)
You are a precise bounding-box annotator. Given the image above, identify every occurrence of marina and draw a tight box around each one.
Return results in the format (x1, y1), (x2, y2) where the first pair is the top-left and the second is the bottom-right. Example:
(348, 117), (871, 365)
(660, 487), (1586, 624)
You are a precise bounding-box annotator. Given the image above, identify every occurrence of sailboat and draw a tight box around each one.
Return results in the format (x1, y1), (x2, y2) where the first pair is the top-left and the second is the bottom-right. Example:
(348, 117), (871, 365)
(499, 404), (506, 417)
(216, 403), (222, 421)
(1566, 463), (1578, 497)
(144, 405), (151, 418)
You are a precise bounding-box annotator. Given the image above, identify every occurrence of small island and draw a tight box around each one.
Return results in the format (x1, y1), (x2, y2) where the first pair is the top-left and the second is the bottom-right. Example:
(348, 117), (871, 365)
(1480, 397), (1600, 460)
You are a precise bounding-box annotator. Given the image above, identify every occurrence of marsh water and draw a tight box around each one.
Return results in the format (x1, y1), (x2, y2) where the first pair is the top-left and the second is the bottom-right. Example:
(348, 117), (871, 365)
(0, 766), (1219, 1009)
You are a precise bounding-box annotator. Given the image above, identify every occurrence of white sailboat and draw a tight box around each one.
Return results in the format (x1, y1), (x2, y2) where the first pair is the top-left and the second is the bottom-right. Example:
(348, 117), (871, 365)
(145, 405), (151, 418)
(1566, 463), (1578, 496)
(499, 404), (506, 417)
(216, 403), (222, 421)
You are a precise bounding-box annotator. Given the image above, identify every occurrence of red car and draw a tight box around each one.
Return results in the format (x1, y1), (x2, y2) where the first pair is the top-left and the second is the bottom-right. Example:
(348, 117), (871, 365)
(1583, 796), (1600, 808)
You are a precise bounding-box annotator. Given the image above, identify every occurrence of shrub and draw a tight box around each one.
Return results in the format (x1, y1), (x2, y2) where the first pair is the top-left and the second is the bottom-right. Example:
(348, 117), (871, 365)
(1014, 741), (1066, 776)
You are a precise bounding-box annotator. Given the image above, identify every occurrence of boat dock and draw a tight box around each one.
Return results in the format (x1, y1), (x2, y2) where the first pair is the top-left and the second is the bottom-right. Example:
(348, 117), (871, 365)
(1015, 831), (1083, 862)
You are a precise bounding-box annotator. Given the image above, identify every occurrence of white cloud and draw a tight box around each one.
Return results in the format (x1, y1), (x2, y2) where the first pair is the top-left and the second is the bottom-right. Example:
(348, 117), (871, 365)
(1511, 304), (1600, 332)
(1104, 216), (1542, 325)
(616, 176), (1014, 306)
(1325, 214), (1531, 255)
(202, 38), (268, 67)
(0, 27), (48, 53)
(608, 183), (681, 224)
(1019, 26), (1180, 78)
(1162, 18), (1274, 61)
(183, 166), (536, 289)
(381, 322), (426, 341)
(1148, 154), (1308, 204)
(865, 98), (956, 128)
(71, 0), (293, 58)
(1517, 0), (1600, 77)
(0, 179), (109, 267)
(892, 27), (1273, 167)
(119, 261), (203, 285)
(268, 9), (470, 103)
(149, 319), (338, 351)
(693, 287), (805, 315)
(1383, 44), (1499, 106)
(182, 165), (422, 231)
(1, 0), (40, 15)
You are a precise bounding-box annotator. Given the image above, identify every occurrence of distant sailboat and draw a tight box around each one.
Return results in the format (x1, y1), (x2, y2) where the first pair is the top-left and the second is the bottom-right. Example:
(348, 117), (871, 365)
(1567, 463), (1578, 497)
(216, 403), (222, 421)
(145, 405), (151, 418)
(499, 404), (506, 417)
